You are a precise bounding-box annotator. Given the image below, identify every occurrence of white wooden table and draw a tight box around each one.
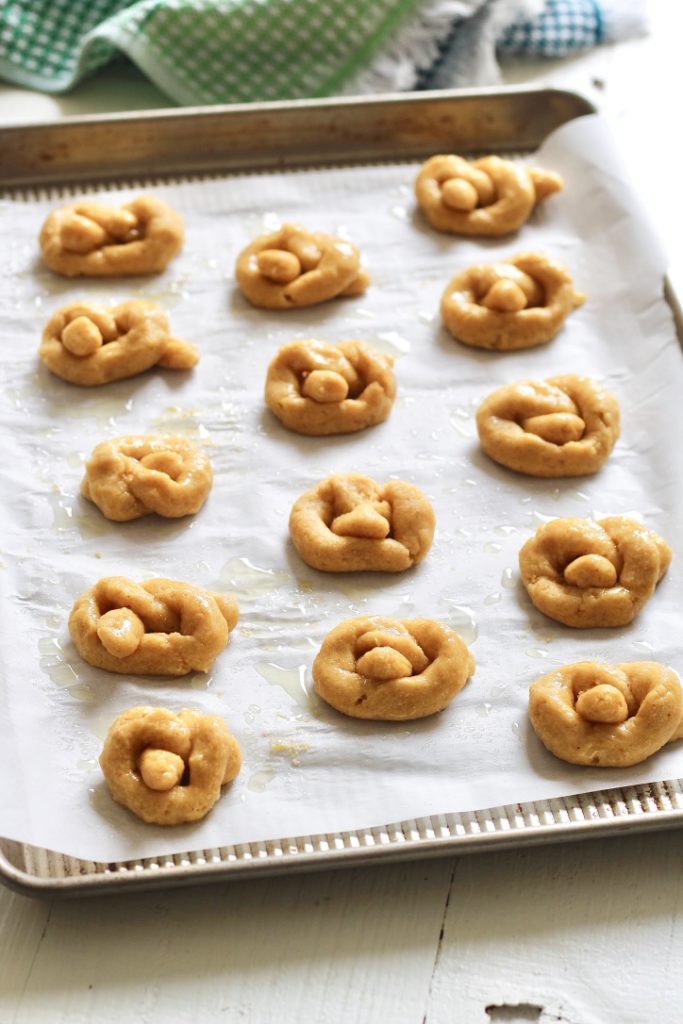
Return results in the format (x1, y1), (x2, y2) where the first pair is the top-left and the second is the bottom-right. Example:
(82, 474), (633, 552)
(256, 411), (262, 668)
(1, 4), (682, 1021)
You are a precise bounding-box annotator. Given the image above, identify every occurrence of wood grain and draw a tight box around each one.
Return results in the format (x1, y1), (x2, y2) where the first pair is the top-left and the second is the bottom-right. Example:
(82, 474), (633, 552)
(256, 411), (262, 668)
(2, 861), (453, 1023)
(426, 833), (683, 1023)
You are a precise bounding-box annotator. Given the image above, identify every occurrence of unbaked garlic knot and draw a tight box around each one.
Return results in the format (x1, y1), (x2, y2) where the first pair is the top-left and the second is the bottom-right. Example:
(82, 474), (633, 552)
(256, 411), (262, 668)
(529, 661), (683, 767)
(69, 577), (239, 675)
(289, 473), (435, 572)
(99, 706), (241, 825)
(415, 155), (562, 236)
(236, 223), (369, 308)
(519, 516), (671, 628)
(40, 300), (198, 386)
(265, 339), (396, 435)
(440, 253), (584, 350)
(82, 435), (213, 521)
(476, 374), (620, 477)
(312, 616), (474, 720)
(39, 196), (184, 277)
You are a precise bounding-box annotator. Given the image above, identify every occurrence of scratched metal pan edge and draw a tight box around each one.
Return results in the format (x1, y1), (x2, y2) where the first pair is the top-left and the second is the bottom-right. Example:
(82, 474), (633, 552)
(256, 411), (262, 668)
(0, 84), (594, 187)
(3, 85), (681, 899)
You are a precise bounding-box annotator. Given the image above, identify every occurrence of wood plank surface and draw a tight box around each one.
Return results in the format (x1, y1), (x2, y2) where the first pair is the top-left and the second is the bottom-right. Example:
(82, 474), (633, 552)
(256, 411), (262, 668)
(427, 832), (683, 1024)
(2, 861), (454, 1024)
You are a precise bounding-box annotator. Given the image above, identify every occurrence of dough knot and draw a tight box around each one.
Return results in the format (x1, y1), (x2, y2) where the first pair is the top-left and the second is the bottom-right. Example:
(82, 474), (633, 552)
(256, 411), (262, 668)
(40, 196), (184, 277)
(519, 515), (671, 628)
(529, 661), (683, 767)
(99, 706), (241, 824)
(236, 223), (369, 308)
(289, 473), (434, 572)
(313, 616), (474, 720)
(82, 435), (213, 521)
(69, 577), (239, 675)
(441, 253), (584, 350)
(40, 300), (198, 386)
(476, 374), (620, 477)
(265, 339), (396, 435)
(415, 155), (562, 236)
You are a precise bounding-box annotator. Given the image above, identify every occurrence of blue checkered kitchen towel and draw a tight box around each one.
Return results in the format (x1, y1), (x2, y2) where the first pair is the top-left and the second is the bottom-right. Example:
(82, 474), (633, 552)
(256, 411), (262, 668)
(0, 0), (648, 106)
(499, 0), (644, 57)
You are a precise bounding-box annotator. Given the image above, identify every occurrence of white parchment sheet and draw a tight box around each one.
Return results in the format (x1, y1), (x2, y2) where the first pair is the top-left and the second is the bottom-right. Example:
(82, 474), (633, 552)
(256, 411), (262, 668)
(1, 115), (682, 862)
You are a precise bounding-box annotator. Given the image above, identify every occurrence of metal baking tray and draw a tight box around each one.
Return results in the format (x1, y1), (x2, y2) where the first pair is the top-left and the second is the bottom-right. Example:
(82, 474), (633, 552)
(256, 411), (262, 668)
(3, 86), (682, 898)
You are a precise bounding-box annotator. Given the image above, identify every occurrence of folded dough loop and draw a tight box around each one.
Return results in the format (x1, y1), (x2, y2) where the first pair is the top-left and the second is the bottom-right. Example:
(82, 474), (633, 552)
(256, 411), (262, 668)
(519, 516), (671, 628)
(312, 616), (475, 720)
(39, 196), (184, 277)
(476, 374), (620, 477)
(139, 747), (186, 791)
(97, 607), (146, 658)
(69, 576), (239, 675)
(40, 300), (198, 387)
(440, 253), (584, 350)
(331, 500), (390, 539)
(82, 435), (213, 521)
(236, 223), (370, 308)
(99, 706), (241, 824)
(265, 339), (396, 435)
(415, 155), (562, 236)
(289, 473), (435, 572)
(355, 625), (430, 679)
(529, 662), (683, 767)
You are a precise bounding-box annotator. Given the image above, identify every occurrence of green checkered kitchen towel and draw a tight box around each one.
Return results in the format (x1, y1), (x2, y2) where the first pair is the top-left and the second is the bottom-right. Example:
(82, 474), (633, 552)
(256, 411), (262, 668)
(0, 0), (647, 106)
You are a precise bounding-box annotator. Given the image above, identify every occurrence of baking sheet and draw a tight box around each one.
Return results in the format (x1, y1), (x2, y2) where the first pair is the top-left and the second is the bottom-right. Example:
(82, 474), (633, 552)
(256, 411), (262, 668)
(0, 114), (681, 863)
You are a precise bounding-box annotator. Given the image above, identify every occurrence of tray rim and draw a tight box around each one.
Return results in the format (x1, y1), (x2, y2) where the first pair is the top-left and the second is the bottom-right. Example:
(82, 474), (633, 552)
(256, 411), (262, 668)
(3, 779), (683, 899)
(0, 83), (596, 187)
(0, 82), (594, 132)
(4, 83), (682, 899)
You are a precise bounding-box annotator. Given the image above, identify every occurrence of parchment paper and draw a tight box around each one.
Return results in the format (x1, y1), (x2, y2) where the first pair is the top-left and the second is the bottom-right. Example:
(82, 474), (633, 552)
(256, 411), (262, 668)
(1, 114), (681, 863)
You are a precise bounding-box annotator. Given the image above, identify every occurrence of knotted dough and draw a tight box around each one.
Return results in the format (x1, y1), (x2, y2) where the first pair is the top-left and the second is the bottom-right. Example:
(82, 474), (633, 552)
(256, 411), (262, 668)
(476, 374), (620, 477)
(40, 196), (184, 277)
(100, 706), (241, 824)
(236, 223), (369, 308)
(415, 155), (562, 236)
(265, 338), (396, 435)
(82, 435), (213, 521)
(289, 473), (435, 572)
(529, 661), (683, 767)
(313, 616), (474, 720)
(519, 516), (671, 628)
(441, 253), (584, 350)
(69, 577), (239, 675)
(40, 300), (198, 386)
